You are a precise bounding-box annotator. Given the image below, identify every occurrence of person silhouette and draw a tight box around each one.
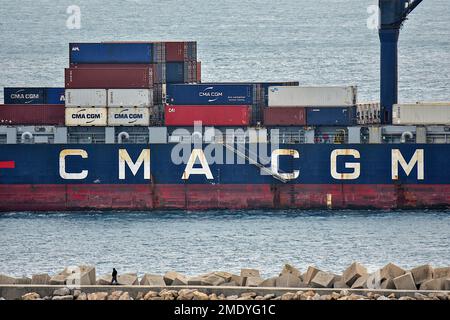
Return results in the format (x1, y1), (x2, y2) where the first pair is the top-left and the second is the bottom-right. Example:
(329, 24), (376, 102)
(111, 268), (118, 285)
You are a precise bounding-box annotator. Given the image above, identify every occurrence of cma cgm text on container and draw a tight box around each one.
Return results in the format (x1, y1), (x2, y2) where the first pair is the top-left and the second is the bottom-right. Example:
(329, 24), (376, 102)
(166, 84), (254, 105)
(4, 88), (65, 105)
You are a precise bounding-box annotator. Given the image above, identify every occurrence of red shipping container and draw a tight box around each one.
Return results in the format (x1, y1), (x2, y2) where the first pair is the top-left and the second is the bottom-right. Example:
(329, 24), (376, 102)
(165, 105), (251, 126)
(69, 63), (163, 84)
(165, 42), (186, 62)
(0, 105), (65, 125)
(65, 67), (153, 89)
(263, 107), (306, 126)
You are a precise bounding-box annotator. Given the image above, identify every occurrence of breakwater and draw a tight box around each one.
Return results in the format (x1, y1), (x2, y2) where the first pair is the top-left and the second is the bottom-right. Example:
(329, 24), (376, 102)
(1, 262), (449, 300)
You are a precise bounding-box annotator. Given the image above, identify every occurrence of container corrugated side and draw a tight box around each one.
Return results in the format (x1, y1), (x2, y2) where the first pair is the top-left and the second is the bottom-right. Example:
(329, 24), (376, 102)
(65, 67), (153, 89)
(306, 107), (357, 126)
(68, 63), (165, 84)
(165, 41), (197, 62)
(108, 108), (150, 126)
(65, 107), (108, 126)
(166, 84), (254, 105)
(263, 107), (306, 126)
(164, 105), (251, 126)
(0, 105), (65, 125)
(108, 89), (153, 108)
(268, 86), (357, 107)
(65, 89), (107, 107)
(393, 103), (450, 125)
(69, 43), (154, 64)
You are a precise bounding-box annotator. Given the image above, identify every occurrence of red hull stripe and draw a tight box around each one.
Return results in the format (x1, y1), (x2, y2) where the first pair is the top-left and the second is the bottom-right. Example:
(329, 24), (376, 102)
(0, 184), (449, 211)
(0, 161), (15, 169)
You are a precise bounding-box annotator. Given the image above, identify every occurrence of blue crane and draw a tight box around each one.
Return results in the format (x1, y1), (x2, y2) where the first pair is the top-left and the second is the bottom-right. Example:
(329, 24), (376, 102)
(379, 0), (423, 123)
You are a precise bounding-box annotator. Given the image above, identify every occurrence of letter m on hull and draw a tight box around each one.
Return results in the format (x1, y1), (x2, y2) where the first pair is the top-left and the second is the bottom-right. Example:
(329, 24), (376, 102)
(392, 149), (424, 180)
(119, 149), (151, 180)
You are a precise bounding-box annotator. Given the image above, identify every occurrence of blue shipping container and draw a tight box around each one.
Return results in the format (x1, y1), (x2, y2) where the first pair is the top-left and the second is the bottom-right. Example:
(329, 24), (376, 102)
(4, 88), (45, 104)
(45, 88), (65, 104)
(3, 88), (65, 105)
(166, 62), (185, 84)
(306, 107), (357, 126)
(70, 43), (153, 64)
(166, 84), (254, 105)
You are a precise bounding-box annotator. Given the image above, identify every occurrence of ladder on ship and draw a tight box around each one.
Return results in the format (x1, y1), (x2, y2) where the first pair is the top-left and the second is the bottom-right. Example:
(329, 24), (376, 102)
(218, 142), (288, 183)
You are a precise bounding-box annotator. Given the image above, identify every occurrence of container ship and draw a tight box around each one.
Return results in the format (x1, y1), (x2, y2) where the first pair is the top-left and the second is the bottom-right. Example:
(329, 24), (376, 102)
(0, 0), (449, 211)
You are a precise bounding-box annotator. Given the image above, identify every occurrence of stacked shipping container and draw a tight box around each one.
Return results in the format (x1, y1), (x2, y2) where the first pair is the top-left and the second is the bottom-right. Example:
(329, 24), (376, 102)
(266, 86), (358, 126)
(68, 41), (200, 125)
(165, 82), (299, 126)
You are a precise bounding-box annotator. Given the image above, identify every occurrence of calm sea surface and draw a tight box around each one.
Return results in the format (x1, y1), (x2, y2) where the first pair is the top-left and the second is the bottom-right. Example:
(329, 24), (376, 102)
(1, 210), (449, 277)
(0, 0), (449, 277)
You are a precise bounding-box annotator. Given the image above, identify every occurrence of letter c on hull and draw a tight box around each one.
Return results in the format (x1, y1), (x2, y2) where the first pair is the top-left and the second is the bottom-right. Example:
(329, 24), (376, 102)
(59, 149), (88, 180)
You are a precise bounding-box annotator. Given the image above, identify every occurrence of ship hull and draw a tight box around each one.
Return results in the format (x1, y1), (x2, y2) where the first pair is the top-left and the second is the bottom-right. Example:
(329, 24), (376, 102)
(0, 184), (449, 211)
(0, 143), (449, 211)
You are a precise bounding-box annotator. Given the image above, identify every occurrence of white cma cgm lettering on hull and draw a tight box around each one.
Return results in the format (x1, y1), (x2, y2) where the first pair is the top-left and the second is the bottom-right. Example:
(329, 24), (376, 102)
(59, 149), (151, 180)
(58, 148), (425, 181)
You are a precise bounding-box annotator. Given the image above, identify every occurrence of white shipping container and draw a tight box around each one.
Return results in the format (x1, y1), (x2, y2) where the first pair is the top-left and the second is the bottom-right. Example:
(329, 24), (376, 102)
(108, 89), (153, 107)
(65, 108), (107, 126)
(108, 108), (150, 126)
(65, 89), (107, 107)
(393, 103), (450, 125)
(268, 86), (357, 107)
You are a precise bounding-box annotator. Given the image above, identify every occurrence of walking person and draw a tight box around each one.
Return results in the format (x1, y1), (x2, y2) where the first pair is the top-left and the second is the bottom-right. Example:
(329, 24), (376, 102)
(111, 268), (118, 285)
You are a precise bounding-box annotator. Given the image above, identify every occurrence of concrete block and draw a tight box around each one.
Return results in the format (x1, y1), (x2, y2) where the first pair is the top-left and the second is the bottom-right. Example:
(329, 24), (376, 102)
(49, 274), (67, 285)
(311, 271), (335, 288)
(410, 264), (433, 285)
(281, 264), (302, 278)
(66, 272), (93, 286)
(0, 274), (16, 284)
(118, 273), (139, 286)
(15, 277), (31, 285)
(213, 272), (233, 282)
(240, 269), (260, 278)
(204, 274), (226, 286)
(433, 267), (450, 279)
(445, 279), (450, 291)
(187, 276), (207, 286)
(379, 263), (405, 281)
(172, 275), (188, 286)
(303, 266), (321, 285)
(333, 279), (349, 289)
(140, 274), (166, 286)
(275, 273), (303, 288)
(343, 262), (367, 287)
(393, 272), (417, 290)
(97, 274), (112, 285)
(380, 278), (396, 290)
(245, 277), (263, 287)
(230, 275), (243, 286)
(31, 274), (51, 285)
(419, 278), (445, 291)
(351, 274), (369, 289)
(259, 277), (277, 287)
(78, 266), (96, 285)
(164, 271), (185, 285)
